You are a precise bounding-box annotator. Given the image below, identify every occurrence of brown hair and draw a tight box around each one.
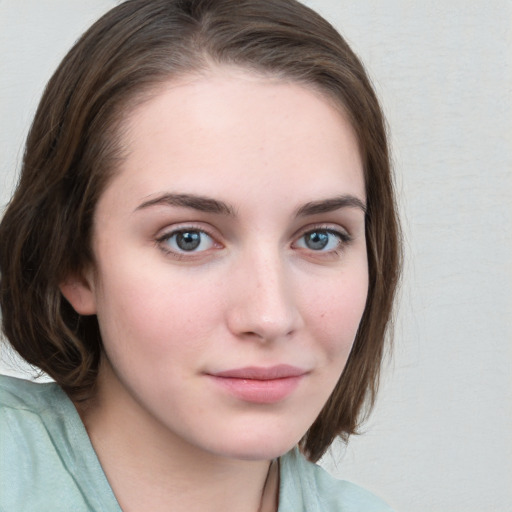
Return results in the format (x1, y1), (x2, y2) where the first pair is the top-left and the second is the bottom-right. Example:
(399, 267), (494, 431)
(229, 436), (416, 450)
(0, 0), (400, 462)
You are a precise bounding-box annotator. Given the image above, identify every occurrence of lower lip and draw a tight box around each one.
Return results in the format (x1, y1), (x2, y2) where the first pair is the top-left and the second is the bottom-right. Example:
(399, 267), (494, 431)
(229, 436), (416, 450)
(208, 375), (303, 404)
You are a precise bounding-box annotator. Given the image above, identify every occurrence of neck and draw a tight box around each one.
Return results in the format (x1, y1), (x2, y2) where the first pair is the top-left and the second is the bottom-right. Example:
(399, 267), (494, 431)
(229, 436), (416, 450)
(75, 361), (279, 512)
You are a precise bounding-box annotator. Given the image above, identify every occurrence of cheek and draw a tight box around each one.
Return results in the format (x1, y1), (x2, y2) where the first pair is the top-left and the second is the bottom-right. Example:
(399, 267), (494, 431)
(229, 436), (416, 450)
(317, 283), (367, 322)
(306, 268), (368, 353)
(92, 258), (221, 360)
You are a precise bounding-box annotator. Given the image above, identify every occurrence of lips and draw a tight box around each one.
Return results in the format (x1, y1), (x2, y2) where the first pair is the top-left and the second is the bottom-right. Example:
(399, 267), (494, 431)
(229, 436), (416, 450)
(212, 365), (306, 380)
(207, 365), (307, 404)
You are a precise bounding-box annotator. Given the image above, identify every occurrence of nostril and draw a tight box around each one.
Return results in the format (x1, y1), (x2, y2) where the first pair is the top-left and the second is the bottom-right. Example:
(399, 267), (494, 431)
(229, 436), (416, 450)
(227, 301), (302, 343)
(224, 256), (304, 342)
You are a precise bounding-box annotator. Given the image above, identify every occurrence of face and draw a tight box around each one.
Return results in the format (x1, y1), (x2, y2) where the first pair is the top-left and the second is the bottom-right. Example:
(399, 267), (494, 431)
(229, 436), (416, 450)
(66, 67), (368, 461)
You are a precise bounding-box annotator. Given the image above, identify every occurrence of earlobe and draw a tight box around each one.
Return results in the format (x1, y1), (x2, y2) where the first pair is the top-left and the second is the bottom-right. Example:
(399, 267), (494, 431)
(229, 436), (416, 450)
(59, 274), (97, 316)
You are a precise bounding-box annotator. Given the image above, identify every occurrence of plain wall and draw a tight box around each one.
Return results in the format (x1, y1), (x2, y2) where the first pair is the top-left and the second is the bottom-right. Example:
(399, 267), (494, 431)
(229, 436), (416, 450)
(1, 1), (511, 511)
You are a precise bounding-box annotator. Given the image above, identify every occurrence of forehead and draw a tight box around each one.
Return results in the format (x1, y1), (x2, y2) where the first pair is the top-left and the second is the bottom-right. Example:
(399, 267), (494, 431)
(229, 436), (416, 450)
(102, 66), (365, 209)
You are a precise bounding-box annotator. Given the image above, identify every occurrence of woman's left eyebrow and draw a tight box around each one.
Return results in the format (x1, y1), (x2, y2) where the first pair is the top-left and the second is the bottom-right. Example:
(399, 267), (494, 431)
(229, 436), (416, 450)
(295, 195), (366, 217)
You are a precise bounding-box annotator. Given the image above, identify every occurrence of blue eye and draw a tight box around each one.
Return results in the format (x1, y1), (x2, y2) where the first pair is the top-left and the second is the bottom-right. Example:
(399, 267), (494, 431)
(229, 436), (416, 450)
(295, 229), (346, 252)
(161, 230), (214, 253)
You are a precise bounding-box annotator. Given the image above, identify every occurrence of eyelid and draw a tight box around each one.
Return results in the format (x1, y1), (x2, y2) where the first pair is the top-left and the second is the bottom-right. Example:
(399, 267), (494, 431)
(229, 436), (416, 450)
(291, 224), (353, 255)
(155, 223), (223, 258)
(292, 223), (352, 243)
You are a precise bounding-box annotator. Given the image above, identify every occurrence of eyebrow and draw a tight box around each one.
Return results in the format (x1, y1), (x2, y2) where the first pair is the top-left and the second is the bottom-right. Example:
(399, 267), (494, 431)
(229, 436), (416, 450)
(295, 195), (366, 217)
(135, 193), (235, 216)
(135, 192), (366, 217)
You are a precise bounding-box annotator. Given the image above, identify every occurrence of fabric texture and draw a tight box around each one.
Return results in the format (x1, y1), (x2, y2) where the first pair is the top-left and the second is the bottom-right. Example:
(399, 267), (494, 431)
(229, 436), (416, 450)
(0, 375), (393, 511)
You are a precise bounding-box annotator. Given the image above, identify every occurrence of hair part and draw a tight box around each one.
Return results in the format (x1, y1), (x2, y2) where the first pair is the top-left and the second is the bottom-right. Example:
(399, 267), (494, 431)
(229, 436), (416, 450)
(0, 0), (401, 462)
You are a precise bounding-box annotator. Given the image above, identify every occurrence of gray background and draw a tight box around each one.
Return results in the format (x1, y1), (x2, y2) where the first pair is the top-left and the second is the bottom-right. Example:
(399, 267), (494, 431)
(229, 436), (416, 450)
(1, 1), (511, 511)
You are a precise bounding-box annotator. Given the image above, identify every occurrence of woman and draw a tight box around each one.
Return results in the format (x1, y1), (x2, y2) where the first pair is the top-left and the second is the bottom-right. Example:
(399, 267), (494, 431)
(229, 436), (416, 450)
(0, 1), (401, 510)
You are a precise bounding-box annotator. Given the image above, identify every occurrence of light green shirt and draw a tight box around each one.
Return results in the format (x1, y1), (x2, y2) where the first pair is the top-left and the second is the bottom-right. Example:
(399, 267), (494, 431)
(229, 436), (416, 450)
(0, 375), (394, 511)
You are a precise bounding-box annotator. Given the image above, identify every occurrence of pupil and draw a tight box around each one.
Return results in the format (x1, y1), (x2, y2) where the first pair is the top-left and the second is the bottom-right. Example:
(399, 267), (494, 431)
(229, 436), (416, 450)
(306, 232), (328, 250)
(176, 231), (201, 251)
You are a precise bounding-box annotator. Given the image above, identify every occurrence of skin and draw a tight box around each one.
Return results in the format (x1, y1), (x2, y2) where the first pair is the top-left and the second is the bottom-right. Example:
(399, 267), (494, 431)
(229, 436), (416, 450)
(61, 67), (368, 512)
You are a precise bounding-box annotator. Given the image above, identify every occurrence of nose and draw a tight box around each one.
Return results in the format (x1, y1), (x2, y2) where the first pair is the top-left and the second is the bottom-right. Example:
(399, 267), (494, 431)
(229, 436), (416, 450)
(225, 250), (304, 343)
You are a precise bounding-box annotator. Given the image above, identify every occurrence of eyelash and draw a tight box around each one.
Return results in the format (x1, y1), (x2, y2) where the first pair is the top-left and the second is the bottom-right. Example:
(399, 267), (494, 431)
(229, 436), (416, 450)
(156, 226), (219, 259)
(293, 227), (352, 255)
(155, 225), (352, 260)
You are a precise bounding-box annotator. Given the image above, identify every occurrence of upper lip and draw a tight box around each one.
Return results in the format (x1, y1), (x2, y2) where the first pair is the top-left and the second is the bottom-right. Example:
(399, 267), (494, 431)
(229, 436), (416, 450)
(210, 365), (307, 380)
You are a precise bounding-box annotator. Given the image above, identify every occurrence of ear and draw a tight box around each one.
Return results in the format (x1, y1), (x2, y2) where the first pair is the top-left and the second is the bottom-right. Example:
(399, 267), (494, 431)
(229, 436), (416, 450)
(60, 273), (97, 316)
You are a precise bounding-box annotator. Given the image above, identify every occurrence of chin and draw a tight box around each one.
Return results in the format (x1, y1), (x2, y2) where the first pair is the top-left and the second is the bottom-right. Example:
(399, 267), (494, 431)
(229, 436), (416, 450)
(206, 430), (302, 462)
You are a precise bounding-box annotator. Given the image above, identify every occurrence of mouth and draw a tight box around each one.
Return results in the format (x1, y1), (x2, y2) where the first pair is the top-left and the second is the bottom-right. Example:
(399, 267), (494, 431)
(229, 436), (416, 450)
(207, 365), (307, 404)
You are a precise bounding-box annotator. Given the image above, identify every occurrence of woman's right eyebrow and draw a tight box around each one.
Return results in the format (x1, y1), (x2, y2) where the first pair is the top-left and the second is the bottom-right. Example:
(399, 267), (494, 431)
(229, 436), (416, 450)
(135, 193), (236, 216)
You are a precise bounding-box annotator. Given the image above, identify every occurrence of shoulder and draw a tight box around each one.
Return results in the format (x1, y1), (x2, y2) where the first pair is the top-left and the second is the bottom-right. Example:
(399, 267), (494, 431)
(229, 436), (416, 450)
(0, 374), (88, 458)
(0, 375), (115, 512)
(278, 447), (395, 512)
(0, 375), (72, 481)
(0, 373), (59, 410)
(0, 373), (69, 431)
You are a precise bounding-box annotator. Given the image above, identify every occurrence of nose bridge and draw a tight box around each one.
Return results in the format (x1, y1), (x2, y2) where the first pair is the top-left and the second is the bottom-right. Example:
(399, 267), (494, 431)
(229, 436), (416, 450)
(227, 244), (302, 341)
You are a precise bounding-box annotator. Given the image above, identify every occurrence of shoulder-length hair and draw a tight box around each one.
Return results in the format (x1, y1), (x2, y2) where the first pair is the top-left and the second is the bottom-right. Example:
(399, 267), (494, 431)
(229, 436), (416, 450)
(0, 0), (400, 462)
